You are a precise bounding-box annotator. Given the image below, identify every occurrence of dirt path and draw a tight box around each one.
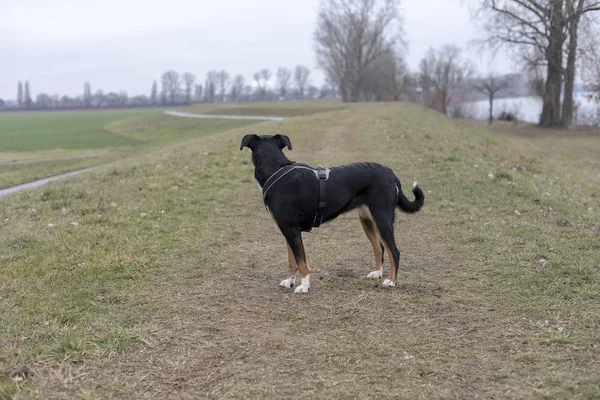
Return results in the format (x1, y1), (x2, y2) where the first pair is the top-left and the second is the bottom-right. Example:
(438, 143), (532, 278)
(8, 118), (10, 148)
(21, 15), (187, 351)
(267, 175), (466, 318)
(164, 111), (285, 121)
(0, 153), (108, 167)
(0, 167), (99, 197)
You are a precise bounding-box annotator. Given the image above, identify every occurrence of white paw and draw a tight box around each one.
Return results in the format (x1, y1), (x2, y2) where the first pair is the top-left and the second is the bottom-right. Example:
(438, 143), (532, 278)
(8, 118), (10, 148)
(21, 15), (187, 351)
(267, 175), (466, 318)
(294, 275), (310, 294)
(294, 285), (309, 294)
(279, 276), (295, 289)
(367, 269), (383, 279)
(381, 279), (396, 287)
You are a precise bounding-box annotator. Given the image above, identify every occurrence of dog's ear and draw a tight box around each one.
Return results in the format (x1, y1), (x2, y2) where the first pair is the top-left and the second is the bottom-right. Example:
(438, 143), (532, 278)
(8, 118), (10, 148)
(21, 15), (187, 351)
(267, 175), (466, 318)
(273, 134), (292, 150)
(240, 134), (259, 150)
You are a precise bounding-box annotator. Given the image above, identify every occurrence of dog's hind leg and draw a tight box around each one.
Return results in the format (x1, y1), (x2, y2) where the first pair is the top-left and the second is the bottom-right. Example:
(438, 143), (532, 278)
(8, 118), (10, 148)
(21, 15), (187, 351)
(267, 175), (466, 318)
(358, 207), (384, 279)
(279, 244), (298, 289)
(281, 228), (311, 294)
(370, 209), (400, 287)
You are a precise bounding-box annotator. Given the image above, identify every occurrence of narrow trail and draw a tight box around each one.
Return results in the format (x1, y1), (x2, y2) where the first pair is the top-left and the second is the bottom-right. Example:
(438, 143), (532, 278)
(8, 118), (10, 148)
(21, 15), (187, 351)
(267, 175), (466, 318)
(0, 167), (99, 197)
(0, 153), (108, 167)
(164, 111), (286, 121)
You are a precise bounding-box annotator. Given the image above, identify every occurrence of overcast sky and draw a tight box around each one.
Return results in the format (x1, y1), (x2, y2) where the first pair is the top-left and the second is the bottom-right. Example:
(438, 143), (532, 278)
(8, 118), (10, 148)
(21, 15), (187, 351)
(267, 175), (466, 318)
(0, 0), (514, 100)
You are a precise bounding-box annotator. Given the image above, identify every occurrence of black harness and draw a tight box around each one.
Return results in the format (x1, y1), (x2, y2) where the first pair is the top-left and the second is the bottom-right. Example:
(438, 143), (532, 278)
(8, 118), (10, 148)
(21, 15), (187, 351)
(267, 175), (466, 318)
(313, 166), (328, 227)
(262, 162), (330, 228)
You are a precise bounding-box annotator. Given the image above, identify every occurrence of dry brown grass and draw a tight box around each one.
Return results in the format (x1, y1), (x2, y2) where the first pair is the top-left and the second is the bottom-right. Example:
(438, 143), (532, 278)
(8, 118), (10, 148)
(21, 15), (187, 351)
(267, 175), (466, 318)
(1, 103), (599, 399)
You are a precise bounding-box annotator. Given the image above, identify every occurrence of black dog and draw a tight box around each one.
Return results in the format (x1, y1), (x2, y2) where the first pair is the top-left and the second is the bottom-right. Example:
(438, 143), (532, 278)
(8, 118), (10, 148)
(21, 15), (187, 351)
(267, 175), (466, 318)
(240, 134), (424, 293)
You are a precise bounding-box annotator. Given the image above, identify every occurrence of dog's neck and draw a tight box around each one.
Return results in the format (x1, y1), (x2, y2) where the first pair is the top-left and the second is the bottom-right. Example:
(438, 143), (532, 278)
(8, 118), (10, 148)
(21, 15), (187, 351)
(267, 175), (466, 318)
(253, 151), (293, 187)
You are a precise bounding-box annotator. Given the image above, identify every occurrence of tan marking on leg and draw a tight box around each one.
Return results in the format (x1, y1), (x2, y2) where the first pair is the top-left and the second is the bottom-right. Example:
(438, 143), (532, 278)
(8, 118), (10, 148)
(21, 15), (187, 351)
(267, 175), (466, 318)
(292, 236), (311, 293)
(360, 215), (383, 272)
(382, 241), (397, 283)
(363, 206), (397, 286)
(296, 255), (310, 278)
(287, 243), (298, 277)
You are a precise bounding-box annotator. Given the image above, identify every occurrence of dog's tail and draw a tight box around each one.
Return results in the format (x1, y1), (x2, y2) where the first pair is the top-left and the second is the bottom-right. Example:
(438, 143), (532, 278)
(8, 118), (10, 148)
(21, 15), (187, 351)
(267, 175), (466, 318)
(395, 178), (424, 214)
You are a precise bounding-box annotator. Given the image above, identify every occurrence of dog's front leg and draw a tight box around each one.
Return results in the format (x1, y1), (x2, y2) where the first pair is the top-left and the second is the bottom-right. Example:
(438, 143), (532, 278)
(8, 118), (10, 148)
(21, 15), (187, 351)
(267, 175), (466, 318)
(279, 244), (297, 289)
(281, 229), (310, 294)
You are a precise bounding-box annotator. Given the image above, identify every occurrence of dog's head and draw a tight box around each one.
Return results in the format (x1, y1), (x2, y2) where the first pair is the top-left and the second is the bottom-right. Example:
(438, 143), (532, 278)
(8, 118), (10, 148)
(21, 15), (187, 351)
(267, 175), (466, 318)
(240, 134), (292, 167)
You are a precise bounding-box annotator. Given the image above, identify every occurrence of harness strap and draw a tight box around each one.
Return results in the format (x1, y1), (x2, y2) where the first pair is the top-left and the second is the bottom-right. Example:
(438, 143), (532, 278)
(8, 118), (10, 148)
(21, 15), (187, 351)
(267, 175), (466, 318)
(261, 163), (330, 229)
(262, 164), (314, 201)
(312, 166), (328, 228)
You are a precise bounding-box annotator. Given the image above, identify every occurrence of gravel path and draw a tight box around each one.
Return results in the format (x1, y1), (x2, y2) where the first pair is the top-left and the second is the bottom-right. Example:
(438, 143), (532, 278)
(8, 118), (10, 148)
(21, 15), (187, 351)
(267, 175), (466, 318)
(164, 110), (285, 121)
(0, 153), (107, 167)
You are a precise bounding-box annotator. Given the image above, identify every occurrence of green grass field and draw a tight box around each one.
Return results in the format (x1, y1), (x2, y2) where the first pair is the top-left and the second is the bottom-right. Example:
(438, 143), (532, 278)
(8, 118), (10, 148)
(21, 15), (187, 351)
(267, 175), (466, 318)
(0, 110), (153, 152)
(1, 103), (599, 399)
(0, 109), (271, 189)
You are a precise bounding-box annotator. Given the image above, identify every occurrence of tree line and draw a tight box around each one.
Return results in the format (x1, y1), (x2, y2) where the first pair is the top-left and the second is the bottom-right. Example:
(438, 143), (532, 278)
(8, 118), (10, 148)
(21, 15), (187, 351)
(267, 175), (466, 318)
(314, 0), (600, 127)
(155, 65), (321, 106)
(3, 0), (600, 127)
(0, 65), (334, 111)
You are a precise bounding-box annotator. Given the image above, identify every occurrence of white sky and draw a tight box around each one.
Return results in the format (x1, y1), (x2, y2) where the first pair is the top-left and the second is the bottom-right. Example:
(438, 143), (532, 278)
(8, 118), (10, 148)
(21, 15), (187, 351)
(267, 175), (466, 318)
(0, 0), (514, 100)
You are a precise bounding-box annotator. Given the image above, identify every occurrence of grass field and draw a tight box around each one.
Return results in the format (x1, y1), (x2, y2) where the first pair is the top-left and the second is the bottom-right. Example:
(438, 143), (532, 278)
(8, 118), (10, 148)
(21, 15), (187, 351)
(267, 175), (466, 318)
(1, 102), (599, 398)
(0, 110), (153, 152)
(0, 109), (271, 189)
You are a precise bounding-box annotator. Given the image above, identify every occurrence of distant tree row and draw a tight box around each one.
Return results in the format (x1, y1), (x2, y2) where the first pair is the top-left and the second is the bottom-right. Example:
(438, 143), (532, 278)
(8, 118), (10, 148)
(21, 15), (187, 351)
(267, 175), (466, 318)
(1, 81), (146, 111)
(154, 65), (329, 106)
(0, 65), (336, 111)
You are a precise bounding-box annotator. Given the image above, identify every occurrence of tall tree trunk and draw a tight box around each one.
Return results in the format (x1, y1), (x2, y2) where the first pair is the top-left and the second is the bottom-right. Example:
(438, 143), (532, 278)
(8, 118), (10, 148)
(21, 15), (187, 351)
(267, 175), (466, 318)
(340, 80), (348, 102)
(349, 80), (360, 102)
(489, 93), (494, 124)
(562, 1), (584, 127)
(540, 0), (565, 127)
(441, 90), (448, 115)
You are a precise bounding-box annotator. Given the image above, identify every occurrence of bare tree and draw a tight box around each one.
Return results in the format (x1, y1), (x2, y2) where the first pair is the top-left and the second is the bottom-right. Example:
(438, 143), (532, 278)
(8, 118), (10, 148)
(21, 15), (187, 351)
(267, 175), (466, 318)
(230, 75), (245, 102)
(314, 0), (402, 102)
(474, 0), (563, 126)
(261, 68), (272, 99)
(254, 70), (271, 100)
(521, 46), (547, 98)
(253, 71), (263, 99)
(183, 73), (196, 105)
(362, 49), (408, 101)
(24, 81), (32, 110)
(217, 70), (230, 102)
(294, 65), (311, 99)
(194, 84), (203, 103)
(95, 90), (105, 108)
(325, 75), (338, 98)
(276, 67), (292, 98)
(474, 73), (511, 123)
(243, 84), (253, 101)
(83, 82), (92, 107)
(205, 71), (218, 103)
(419, 45), (473, 115)
(562, 0), (600, 125)
(150, 81), (158, 105)
(160, 75), (168, 106)
(17, 82), (23, 109)
(260, 68), (272, 83)
(161, 70), (181, 105)
(392, 56), (412, 100)
(474, 0), (600, 127)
